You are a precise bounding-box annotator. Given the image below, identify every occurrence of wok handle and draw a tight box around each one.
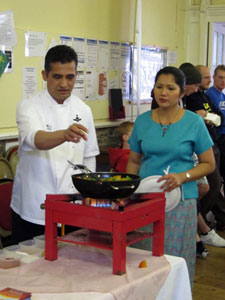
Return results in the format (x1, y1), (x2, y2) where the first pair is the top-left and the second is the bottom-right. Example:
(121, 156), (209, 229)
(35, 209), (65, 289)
(110, 184), (136, 190)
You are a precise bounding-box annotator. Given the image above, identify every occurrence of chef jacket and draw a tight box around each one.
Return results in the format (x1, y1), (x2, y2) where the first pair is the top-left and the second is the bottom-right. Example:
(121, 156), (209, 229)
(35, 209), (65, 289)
(11, 89), (99, 225)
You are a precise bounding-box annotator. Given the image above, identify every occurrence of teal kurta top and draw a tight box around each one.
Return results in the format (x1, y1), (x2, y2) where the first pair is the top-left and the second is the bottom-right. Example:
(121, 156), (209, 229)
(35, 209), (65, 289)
(129, 109), (213, 199)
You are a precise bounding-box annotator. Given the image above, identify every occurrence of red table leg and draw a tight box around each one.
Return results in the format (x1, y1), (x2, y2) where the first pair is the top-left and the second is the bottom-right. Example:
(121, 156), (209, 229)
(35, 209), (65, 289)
(112, 222), (126, 275)
(45, 207), (58, 261)
(152, 216), (165, 256)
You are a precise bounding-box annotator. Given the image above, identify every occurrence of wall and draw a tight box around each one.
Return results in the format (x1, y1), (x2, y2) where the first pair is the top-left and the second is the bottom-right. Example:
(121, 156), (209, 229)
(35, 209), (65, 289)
(0, 0), (185, 135)
(183, 0), (225, 66)
(194, 0), (225, 5)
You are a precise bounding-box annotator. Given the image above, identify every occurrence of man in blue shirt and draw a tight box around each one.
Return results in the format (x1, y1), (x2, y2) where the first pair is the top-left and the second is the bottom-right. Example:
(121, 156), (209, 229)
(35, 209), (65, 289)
(206, 65), (225, 197)
(206, 65), (225, 134)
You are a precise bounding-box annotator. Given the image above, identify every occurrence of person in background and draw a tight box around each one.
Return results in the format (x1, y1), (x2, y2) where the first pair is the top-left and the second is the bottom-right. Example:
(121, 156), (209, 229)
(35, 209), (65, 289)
(108, 121), (134, 173)
(179, 63), (225, 256)
(196, 178), (210, 257)
(186, 65), (225, 243)
(127, 66), (215, 286)
(10, 45), (99, 244)
(206, 65), (225, 197)
(179, 62), (202, 106)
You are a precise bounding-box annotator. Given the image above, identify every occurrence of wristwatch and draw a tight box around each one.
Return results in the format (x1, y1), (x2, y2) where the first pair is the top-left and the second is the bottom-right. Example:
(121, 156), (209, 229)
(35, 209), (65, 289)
(185, 172), (191, 182)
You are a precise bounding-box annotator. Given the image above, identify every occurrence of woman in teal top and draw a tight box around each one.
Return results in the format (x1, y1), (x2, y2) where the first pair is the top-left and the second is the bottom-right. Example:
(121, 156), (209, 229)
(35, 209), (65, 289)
(127, 66), (215, 286)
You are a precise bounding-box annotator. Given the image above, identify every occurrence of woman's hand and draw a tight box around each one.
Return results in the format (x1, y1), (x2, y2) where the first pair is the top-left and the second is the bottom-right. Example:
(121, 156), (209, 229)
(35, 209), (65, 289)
(157, 173), (184, 192)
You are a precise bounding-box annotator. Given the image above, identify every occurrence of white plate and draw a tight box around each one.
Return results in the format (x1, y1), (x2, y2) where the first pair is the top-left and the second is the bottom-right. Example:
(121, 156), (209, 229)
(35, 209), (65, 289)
(135, 175), (181, 212)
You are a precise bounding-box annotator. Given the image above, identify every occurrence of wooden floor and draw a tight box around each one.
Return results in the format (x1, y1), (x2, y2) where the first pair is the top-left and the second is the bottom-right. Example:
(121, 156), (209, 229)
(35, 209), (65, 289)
(193, 230), (225, 300)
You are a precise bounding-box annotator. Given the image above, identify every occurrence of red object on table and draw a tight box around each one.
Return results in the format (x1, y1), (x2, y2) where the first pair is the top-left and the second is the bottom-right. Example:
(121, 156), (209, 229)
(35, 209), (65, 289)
(45, 193), (165, 275)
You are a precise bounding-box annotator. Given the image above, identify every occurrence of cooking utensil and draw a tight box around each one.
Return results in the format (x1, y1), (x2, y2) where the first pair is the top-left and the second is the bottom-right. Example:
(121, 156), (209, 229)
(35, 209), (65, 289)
(71, 172), (141, 199)
(67, 160), (99, 180)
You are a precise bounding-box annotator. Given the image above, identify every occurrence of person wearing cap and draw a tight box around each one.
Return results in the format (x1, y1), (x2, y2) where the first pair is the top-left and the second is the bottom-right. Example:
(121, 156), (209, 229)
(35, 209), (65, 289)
(179, 62), (202, 106)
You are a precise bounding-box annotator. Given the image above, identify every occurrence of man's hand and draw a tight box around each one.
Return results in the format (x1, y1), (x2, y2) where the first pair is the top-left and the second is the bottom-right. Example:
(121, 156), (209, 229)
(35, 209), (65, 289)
(64, 123), (88, 143)
(35, 123), (89, 150)
(196, 109), (207, 118)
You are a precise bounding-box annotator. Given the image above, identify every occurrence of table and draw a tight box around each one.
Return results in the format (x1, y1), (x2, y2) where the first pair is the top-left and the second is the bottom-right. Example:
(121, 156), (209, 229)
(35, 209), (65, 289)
(45, 193), (166, 275)
(0, 245), (192, 300)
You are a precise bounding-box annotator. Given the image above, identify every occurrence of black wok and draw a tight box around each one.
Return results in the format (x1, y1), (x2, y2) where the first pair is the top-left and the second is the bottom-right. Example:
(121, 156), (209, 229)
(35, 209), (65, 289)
(71, 172), (141, 199)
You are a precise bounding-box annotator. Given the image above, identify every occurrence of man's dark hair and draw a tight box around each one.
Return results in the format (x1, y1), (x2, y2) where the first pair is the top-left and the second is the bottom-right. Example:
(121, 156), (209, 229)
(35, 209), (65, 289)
(44, 45), (78, 74)
(214, 64), (225, 76)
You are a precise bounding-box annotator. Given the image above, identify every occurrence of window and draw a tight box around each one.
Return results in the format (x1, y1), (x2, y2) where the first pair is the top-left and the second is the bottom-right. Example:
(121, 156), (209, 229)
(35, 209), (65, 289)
(130, 46), (167, 103)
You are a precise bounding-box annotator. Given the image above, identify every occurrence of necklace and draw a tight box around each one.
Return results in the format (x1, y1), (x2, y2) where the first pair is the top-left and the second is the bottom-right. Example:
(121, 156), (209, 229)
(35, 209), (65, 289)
(158, 107), (180, 137)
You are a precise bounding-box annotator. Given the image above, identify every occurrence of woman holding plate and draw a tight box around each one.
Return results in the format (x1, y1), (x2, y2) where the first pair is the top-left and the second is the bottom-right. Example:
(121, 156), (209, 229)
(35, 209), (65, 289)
(126, 66), (215, 286)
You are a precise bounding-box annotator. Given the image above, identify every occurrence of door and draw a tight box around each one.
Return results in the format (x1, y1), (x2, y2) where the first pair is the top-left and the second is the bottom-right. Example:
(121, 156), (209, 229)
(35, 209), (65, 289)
(208, 22), (225, 74)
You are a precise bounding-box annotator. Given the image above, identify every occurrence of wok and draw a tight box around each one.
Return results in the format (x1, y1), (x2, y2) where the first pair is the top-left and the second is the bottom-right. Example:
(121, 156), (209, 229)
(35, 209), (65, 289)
(71, 172), (141, 199)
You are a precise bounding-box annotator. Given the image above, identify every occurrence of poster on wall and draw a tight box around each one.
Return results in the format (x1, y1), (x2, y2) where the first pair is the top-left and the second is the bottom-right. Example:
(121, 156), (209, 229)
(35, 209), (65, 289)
(22, 67), (38, 99)
(110, 41), (120, 69)
(109, 70), (119, 89)
(0, 46), (13, 73)
(0, 10), (17, 47)
(0, 50), (9, 77)
(120, 42), (130, 71)
(60, 35), (72, 47)
(167, 50), (176, 65)
(72, 70), (85, 99)
(85, 70), (97, 100)
(120, 70), (130, 99)
(98, 40), (109, 69)
(86, 39), (98, 69)
(25, 31), (47, 57)
(97, 71), (108, 100)
(73, 37), (86, 69)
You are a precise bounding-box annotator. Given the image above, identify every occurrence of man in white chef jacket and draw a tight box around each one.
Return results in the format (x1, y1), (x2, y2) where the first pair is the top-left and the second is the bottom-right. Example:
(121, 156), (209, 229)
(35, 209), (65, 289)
(10, 45), (99, 244)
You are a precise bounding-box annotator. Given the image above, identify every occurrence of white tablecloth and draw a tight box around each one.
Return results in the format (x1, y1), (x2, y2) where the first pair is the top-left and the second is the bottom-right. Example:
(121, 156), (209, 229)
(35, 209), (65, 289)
(0, 245), (192, 300)
(157, 255), (192, 300)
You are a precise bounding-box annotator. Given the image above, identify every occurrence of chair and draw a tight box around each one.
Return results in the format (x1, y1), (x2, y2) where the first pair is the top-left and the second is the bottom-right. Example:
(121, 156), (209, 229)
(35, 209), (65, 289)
(0, 180), (13, 248)
(5, 145), (19, 162)
(9, 151), (19, 176)
(0, 155), (14, 181)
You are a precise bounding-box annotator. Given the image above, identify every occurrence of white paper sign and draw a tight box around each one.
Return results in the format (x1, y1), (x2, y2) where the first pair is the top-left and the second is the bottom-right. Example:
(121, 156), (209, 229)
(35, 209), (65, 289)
(25, 31), (47, 57)
(110, 41), (120, 69)
(73, 37), (86, 69)
(167, 50), (177, 65)
(60, 35), (72, 47)
(0, 10), (17, 47)
(85, 70), (96, 100)
(98, 40), (109, 69)
(86, 39), (98, 69)
(120, 42), (130, 70)
(23, 67), (38, 99)
(72, 70), (85, 99)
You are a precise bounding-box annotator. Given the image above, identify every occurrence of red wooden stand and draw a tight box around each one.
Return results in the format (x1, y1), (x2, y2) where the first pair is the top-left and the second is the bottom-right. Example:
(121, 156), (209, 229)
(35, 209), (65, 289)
(45, 193), (165, 275)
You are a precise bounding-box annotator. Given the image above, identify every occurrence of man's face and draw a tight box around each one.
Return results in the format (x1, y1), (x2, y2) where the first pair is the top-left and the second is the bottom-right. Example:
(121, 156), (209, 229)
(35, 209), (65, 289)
(42, 61), (77, 104)
(213, 70), (225, 92)
(200, 67), (211, 90)
(185, 84), (200, 96)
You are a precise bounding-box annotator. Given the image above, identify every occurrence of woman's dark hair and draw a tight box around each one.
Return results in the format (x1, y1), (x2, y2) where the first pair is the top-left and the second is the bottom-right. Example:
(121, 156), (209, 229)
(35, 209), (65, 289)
(154, 66), (186, 94)
(151, 66), (186, 109)
(44, 45), (78, 74)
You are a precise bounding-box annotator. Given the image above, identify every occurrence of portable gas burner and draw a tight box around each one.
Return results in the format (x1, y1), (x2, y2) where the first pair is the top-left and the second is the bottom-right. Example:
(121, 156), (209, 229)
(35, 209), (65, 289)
(45, 193), (165, 275)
